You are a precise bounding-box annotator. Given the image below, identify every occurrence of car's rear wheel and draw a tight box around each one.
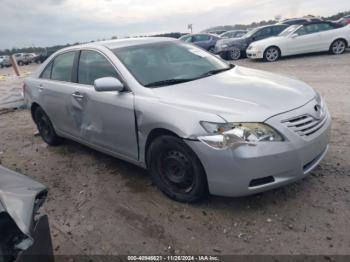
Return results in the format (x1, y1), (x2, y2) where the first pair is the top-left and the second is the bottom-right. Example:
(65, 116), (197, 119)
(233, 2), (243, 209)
(228, 48), (241, 60)
(147, 135), (208, 202)
(33, 107), (61, 146)
(264, 46), (280, 62)
(330, 39), (347, 55)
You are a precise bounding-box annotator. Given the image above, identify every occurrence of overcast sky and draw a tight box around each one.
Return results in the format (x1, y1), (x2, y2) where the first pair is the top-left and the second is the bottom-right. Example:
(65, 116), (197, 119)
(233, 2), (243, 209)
(1, 0), (349, 50)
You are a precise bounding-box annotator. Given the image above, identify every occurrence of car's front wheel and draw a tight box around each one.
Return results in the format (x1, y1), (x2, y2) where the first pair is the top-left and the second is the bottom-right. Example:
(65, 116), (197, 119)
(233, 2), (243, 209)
(33, 106), (61, 146)
(228, 48), (241, 60)
(147, 135), (208, 202)
(330, 39), (347, 55)
(264, 46), (280, 62)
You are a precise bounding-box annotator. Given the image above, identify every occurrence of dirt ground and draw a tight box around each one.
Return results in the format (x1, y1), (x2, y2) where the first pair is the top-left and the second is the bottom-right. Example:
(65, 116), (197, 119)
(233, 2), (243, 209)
(0, 52), (350, 256)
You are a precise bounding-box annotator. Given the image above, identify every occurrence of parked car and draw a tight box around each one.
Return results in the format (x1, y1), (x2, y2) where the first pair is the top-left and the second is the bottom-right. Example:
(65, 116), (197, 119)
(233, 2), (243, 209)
(0, 56), (11, 68)
(247, 21), (350, 62)
(335, 15), (350, 26)
(33, 51), (55, 64)
(179, 33), (221, 52)
(0, 165), (53, 262)
(24, 38), (331, 202)
(13, 53), (31, 66)
(215, 24), (289, 60)
(207, 30), (227, 35)
(278, 17), (323, 25)
(219, 30), (248, 39)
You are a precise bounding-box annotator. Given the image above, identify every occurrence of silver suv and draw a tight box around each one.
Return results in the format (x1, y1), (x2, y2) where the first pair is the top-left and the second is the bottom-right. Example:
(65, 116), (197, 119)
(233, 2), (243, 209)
(24, 38), (331, 202)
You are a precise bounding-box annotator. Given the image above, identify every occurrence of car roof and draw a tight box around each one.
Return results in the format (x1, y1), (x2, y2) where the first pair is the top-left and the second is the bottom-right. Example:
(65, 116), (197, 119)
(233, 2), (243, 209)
(299, 21), (336, 26)
(69, 37), (177, 51)
(224, 29), (247, 32)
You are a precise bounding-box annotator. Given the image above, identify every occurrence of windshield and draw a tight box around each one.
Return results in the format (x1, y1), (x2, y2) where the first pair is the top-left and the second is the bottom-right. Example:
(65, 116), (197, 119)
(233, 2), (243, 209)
(112, 41), (231, 87)
(243, 27), (261, 38)
(279, 25), (300, 36)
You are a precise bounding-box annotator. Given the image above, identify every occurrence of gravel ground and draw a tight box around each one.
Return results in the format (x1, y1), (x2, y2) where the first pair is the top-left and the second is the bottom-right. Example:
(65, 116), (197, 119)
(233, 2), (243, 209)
(0, 51), (349, 256)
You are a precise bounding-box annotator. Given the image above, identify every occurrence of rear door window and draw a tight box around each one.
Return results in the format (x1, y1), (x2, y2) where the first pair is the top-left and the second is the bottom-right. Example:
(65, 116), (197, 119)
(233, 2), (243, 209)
(273, 26), (287, 35)
(51, 52), (76, 82)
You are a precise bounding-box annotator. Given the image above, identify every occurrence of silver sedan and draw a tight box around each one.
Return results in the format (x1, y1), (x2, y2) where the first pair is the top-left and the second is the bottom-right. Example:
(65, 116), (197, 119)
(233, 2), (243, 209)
(24, 38), (331, 202)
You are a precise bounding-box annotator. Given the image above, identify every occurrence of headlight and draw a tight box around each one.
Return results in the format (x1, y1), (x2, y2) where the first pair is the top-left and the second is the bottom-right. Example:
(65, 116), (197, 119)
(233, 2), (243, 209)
(221, 44), (228, 48)
(198, 122), (284, 150)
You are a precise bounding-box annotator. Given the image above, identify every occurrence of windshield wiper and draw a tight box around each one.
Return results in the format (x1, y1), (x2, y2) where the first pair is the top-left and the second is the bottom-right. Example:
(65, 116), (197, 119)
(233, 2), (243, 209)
(144, 78), (194, 87)
(199, 64), (234, 78)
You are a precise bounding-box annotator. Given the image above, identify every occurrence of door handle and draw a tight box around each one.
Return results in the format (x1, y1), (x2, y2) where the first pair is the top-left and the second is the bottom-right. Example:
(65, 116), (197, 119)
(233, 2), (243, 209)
(38, 84), (44, 91)
(71, 92), (84, 99)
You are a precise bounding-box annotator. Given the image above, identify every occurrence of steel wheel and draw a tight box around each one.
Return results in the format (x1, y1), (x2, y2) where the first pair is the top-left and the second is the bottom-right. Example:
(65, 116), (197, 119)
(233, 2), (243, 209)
(264, 46), (280, 62)
(159, 150), (194, 193)
(229, 48), (241, 60)
(331, 39), (346, 55)
(148, 135), (208, 202)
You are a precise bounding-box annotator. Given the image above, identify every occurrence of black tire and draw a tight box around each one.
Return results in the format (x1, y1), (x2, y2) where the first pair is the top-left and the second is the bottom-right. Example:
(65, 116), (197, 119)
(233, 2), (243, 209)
(147, 135), (208, 202)
(329, 39), (347, 55)
(263, 46), (280, 62)
(33, 107), (61, 146)
(18, 61), (24, 66)
(227, 48), (241, 60)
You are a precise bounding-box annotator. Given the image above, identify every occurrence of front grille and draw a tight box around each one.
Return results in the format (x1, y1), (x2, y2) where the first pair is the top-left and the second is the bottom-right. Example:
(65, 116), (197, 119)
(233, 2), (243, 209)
(282, 113), (327, 137)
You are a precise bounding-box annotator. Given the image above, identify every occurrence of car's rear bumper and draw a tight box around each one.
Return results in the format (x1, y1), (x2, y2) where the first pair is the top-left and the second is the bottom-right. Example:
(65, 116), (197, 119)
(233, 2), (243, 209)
(186, 103), (331, 197)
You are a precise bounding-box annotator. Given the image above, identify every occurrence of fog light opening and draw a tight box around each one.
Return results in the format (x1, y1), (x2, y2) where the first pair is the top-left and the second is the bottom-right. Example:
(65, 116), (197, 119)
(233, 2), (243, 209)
(249, 176), (275, 187)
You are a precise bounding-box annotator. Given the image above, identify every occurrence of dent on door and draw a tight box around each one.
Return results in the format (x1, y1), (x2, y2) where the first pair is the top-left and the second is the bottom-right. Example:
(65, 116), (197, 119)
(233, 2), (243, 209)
(68, 89), (105, 141)
(68, 86), (138, 160)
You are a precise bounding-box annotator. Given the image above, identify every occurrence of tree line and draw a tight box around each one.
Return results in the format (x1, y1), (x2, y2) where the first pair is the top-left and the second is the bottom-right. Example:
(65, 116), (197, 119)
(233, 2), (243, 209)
(1, 10), (349, 56)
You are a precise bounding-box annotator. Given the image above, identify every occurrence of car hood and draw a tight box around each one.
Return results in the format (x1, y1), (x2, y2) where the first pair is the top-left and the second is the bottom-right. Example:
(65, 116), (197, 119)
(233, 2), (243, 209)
(0, 165), (46, 236)
(250, 36), (286, 47)
(152, 66), (316, 122)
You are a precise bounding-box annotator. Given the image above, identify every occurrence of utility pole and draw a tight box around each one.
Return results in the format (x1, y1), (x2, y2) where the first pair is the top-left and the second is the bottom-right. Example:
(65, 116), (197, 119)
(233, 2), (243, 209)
(187, 24), (193, 34)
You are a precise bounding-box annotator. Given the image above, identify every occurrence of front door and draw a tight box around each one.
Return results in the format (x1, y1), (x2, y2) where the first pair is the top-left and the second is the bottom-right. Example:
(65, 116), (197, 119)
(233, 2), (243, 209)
(288, 24), (323, 54)
(69, 50), (138, 160)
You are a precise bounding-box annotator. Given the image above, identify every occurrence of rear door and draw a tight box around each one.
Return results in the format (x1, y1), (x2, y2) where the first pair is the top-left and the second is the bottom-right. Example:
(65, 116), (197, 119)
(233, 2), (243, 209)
(70, 49), (138, 160)
(36, 51), (79, 135)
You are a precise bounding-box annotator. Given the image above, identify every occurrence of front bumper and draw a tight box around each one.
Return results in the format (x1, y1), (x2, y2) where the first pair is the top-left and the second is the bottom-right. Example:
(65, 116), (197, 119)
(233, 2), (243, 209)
(246, 48), (264, 59)
(16, 215), (54, 262)
(186, 101), (331, 197)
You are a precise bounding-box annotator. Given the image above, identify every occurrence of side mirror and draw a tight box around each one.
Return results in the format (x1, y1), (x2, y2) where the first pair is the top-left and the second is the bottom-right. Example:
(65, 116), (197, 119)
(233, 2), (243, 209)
(291, 33), (298, 38)
(94, 77), (124, 92)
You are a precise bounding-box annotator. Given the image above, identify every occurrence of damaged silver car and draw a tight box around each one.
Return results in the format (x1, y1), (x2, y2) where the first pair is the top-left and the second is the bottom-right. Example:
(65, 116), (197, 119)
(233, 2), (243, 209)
(0, 165), (53, 262)
(24, 38), (331, 202)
